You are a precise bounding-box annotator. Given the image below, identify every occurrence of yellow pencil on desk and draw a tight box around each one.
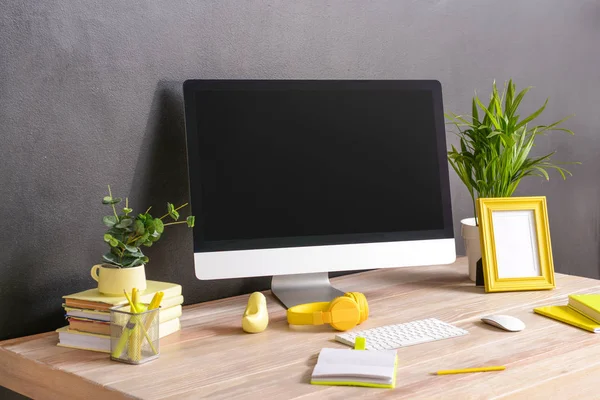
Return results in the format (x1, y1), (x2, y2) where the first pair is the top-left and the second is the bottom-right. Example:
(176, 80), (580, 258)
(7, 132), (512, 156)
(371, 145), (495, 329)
(436, 366), (505, 375)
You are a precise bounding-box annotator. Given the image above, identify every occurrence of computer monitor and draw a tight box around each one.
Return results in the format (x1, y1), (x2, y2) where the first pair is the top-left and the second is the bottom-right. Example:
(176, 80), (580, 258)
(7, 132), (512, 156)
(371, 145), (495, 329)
(183, 80), (455, 308)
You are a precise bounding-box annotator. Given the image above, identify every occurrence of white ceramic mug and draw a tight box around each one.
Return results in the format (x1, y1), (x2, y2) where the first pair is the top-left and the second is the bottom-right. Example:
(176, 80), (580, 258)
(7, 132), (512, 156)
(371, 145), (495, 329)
(461, 217), (481, 282)
(90, 264), (147, 296)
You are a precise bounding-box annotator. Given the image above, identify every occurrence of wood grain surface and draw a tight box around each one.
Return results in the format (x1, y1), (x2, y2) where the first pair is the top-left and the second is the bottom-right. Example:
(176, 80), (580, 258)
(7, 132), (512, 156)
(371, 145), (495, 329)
(2, 258), (599, 400)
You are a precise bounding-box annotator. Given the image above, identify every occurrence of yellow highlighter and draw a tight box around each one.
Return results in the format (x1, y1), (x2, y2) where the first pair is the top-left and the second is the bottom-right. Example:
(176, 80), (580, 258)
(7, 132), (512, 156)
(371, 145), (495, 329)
(112, 290), (139, 359)
(144, 292), (164, 331)
(111, 290), (158, 360)
(436, 366), (505, 375)
(128, 288), (140, 361)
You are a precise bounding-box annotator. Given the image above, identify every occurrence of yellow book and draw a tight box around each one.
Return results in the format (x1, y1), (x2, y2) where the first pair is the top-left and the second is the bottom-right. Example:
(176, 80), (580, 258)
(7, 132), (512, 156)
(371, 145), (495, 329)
(67, 318), (110, 335)
(568, 294), (600, 324)
(64, 304), (183, 323)
(534, 305), (600, 333)
(63, 294), (183, 315)
(310, 348), (398, 389)
(62, 281), (182, 311)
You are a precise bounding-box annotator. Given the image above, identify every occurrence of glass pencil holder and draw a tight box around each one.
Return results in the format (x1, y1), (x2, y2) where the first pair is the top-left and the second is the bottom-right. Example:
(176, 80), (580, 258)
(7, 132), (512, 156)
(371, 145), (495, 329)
(110, 303), (160, 365)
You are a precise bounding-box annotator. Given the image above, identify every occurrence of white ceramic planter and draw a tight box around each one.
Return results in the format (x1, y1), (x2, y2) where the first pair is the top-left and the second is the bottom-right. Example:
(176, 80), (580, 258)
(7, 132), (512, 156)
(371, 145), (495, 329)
(461, 218), (481, 282)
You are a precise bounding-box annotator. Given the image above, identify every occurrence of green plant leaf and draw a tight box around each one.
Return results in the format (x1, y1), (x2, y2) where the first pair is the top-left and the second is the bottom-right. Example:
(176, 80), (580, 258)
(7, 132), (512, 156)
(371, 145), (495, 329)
(127, 250), (145, 258)
(103, 216), (117, 227)
(505, 79), (515, 117)
(492, 81), (503, 117)
(115, 218), (133, 229)
(533, 115), (574, 135)
(103, 233), (113, 242)
(187, 216), (195, 227)
(106, 229), (125, 241)
(167, 202), (175, 213)
(154, 218), (164, 234)
(135, 232), (150, 247)
(169, 209), (180, 221)
(102, 252), (121, 266)
(475, 96), (500, 130)
(471, 97), (479, 124)
(123, 207), (133, 215)
(120, 256), (144, 268)
(508, 86), (532, 116)
(531, 166), (550, 180)
(486, 131), (503, 139)
(109, 238), (119, 247)
(129, 258), (145, 267)
(102, 196), (122, 205)
(145, 219), (156, 234)
(124, 244), (138, 253)
(151, 232), (161, 242)
(133, 220), (145, 235)
(515, 98), (548, 130)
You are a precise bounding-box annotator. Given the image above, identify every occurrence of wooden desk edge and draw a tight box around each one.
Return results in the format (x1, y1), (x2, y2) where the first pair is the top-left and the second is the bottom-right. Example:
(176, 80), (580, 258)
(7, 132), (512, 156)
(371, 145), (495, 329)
(0, 344), (132, 400)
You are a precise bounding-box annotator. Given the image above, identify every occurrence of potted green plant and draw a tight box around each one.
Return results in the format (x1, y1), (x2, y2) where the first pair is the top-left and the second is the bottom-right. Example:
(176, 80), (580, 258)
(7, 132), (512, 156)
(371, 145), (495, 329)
(447, 80), (576, 280)
(91, 186), (195, 295)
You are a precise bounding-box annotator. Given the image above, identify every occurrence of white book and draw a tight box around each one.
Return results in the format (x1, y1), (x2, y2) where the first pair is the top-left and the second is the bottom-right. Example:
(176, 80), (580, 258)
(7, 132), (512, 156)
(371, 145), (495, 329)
(56, 317), (181, 353)
(311, 348), (398, 388)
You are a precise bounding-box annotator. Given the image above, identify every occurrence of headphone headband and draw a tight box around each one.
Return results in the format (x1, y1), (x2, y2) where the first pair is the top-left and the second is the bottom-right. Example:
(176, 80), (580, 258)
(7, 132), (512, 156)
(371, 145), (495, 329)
(287, 302), (330, 325)
(286, 292), (369, 331)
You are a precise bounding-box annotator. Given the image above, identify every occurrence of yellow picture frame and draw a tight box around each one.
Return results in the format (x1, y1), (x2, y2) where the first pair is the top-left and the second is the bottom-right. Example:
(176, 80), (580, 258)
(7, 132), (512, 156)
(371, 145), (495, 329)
(477, 196), (555, 293)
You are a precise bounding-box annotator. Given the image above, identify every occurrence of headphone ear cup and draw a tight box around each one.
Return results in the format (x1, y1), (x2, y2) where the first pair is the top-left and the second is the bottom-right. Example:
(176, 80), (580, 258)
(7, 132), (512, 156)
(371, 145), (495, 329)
(327, 296), (360, 331)
(344, 292), (369, 324)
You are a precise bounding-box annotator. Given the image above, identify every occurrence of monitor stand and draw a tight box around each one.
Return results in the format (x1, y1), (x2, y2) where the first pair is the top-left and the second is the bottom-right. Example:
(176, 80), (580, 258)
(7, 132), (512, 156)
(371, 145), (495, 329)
(271, 272), (345, 309)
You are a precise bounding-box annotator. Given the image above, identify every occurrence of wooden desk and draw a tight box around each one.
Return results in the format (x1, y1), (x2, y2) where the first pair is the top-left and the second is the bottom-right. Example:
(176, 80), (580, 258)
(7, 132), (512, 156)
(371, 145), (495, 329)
(2, 258), (600, 399)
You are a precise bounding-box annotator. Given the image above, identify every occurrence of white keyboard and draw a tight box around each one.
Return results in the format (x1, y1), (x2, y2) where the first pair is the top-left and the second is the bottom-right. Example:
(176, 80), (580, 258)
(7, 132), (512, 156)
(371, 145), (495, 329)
(335, 318), (468, 350)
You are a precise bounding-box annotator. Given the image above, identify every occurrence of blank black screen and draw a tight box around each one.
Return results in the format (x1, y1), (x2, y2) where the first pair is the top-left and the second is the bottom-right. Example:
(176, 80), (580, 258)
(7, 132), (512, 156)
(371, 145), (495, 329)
(187, 82), (451, 251)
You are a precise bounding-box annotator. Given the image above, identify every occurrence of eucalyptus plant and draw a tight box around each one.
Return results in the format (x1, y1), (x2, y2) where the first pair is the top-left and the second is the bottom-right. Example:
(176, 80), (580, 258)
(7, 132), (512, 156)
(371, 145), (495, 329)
(102, 186), (195, 268)
(447, 79), (577, 221)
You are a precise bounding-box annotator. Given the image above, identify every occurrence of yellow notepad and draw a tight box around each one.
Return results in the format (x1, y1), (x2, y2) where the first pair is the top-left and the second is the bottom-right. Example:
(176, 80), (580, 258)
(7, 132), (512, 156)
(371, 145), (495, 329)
(534, 305), (600, 333)
(568, 294), (600, 324)
(310, 348), (398, 388)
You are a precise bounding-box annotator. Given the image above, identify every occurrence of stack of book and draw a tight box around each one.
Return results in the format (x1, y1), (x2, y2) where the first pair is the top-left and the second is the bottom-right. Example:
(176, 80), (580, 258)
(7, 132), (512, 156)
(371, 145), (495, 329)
(534, 294), (600, 333)
(57, 281), (183, 352)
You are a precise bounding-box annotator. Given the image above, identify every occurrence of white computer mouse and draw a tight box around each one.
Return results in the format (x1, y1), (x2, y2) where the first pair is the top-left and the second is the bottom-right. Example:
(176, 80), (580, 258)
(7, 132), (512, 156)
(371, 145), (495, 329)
(481, 315), (525, 332)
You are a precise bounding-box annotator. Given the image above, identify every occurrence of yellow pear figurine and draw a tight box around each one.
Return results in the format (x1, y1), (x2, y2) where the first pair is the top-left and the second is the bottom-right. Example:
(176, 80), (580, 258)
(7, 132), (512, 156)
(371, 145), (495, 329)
(242, 292), (269, 333)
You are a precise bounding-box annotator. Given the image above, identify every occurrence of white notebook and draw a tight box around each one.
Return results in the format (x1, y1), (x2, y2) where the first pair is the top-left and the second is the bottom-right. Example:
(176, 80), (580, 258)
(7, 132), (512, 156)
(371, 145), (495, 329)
(311, 348), (398, 388)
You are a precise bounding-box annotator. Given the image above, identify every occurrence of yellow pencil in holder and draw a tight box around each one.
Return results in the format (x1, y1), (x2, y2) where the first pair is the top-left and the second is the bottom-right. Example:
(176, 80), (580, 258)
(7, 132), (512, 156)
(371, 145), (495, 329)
(143, 292), (164, 332)
(128, 304), (147, 363)
(110, 291), (159, 364)
(127, 288), (138, 361)
(125, 290), (156, 361)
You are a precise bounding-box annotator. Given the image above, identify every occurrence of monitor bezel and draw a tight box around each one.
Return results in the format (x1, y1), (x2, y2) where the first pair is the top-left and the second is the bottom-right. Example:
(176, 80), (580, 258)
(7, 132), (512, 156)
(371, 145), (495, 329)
(183, 79), (453, 253)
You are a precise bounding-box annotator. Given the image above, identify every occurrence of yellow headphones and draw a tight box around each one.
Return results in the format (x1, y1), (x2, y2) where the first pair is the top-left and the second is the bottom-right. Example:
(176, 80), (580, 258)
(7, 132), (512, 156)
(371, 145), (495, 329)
(286, 292), (369, 331)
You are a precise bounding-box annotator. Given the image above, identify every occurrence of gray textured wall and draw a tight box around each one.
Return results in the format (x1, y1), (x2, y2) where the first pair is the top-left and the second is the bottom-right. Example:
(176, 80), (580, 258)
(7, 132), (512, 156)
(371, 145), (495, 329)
(2, 0), (600, 349)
